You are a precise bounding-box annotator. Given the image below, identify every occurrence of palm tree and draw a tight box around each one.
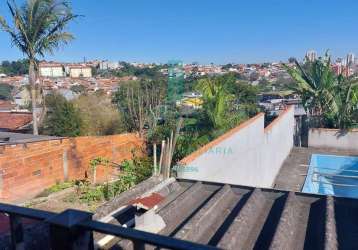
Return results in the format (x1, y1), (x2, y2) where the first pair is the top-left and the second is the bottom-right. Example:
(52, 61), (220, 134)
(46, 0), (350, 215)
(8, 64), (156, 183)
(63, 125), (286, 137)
(283, 53), (338, 126)
(0, 0), (78, 134)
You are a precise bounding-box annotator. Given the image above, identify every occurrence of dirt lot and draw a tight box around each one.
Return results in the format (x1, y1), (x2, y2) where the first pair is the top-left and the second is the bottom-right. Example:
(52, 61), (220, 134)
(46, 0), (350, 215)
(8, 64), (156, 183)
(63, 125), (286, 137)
(25, 188), (105, 213)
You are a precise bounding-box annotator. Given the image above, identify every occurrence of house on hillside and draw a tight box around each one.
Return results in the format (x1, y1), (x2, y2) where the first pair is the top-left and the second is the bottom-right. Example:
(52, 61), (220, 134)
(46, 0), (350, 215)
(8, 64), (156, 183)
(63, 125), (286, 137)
(13, 87), (42, 109)
(39, 62), (65, 78)
(66, 64), (92, 78)
(57, 88), (79, 101)
(13, 88), (31, 108)
(0, 100), (16, 111)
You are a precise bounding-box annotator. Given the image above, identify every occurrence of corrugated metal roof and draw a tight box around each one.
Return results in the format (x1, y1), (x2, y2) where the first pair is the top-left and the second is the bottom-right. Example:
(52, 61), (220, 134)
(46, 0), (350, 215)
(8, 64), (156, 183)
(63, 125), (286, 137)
(111, 179), (358, 250)
(0, 132), (61, 144)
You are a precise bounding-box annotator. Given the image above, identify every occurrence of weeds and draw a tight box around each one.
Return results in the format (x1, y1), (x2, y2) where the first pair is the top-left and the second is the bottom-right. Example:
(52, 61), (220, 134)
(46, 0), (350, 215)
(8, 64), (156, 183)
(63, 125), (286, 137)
(37, 181), (75, 198)
(73, 156), (153, 205)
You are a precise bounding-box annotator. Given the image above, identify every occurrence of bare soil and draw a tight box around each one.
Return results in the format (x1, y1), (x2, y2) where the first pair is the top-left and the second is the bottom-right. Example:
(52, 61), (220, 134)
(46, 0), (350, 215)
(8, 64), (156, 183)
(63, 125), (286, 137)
(25, 188), (105, 213)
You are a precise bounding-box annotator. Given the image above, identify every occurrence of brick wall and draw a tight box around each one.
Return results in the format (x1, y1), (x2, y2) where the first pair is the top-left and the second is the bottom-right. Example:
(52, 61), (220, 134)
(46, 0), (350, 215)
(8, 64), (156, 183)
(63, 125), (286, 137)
(0, 133), (145, 203)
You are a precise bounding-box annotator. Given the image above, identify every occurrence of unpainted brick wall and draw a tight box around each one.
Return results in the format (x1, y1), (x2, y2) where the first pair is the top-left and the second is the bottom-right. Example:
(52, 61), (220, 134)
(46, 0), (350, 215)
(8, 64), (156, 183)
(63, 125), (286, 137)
(0, 133), (145, 203)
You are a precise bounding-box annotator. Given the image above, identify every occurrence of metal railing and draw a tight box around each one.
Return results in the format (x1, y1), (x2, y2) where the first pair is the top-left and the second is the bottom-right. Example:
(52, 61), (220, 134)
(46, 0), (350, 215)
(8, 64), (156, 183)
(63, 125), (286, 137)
(311, 168), (358, 188)
(0, 203), (219, 250)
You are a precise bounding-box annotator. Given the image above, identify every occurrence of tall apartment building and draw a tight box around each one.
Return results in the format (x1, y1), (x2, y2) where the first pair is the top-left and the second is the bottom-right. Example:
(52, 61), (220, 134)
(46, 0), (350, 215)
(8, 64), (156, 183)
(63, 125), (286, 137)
(346, 53), (355, 65)
(99, 61), (121, 70)
(305, 50), (317, 62)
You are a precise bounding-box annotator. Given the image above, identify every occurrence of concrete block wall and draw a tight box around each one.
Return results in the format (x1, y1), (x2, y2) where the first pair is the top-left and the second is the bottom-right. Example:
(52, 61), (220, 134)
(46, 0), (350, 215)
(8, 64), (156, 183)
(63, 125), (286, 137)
(177, 106), (295, 188)
(261, 107), (295, 186)
(0, 134), (145, 203)
(308, 128), (358, 151)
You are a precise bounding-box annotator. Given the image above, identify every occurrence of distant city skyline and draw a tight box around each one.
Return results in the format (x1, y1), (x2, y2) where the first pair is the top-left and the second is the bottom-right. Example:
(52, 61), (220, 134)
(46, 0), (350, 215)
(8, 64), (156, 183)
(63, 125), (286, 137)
(1, 1), (358, 64)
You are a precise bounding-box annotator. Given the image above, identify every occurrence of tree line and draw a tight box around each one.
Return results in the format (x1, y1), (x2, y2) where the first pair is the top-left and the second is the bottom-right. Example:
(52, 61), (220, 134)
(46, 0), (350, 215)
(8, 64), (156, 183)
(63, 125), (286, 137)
(0, 60), (29, 76)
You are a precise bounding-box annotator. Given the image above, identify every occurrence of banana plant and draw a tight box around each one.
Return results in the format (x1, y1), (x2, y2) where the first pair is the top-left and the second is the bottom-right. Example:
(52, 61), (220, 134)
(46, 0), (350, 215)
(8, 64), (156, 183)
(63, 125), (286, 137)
(328, 77), (358, 129)
(284, 52), (358, 129)
(196, 76), (235, 130)
(284, 53), (337, 116)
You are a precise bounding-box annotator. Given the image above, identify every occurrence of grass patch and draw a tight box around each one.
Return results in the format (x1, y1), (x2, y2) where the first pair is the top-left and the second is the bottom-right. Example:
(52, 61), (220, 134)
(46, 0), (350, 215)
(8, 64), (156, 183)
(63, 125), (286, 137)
(37, 181), (75, 198)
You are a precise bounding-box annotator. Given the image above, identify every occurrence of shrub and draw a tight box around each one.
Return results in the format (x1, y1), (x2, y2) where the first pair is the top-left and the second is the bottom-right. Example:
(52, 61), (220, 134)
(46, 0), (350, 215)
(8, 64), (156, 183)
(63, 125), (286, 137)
(42, 93), (82, 136)
(73, 93), (124, 136)
(74, 156), (153, 205)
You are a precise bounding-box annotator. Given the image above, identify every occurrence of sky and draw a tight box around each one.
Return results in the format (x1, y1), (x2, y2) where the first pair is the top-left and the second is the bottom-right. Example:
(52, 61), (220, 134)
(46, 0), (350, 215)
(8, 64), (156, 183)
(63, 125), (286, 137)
(1, 0), (358, 64)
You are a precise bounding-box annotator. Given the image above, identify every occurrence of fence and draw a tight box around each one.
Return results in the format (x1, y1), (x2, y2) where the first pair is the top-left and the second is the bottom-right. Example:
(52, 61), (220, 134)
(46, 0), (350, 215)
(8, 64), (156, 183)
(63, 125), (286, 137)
(0, 133), (145, 202)
(177, 106), (295, 188)
(0, 202), (217, 250)
(308, 128), (358, 151)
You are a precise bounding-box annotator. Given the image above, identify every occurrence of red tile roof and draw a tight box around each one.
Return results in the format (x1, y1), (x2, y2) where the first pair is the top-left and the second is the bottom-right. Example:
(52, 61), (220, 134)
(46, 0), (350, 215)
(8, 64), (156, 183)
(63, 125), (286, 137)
(0, 112), (32, 130)
(129, 193), (164, 210)
(0, 100), (15, 111)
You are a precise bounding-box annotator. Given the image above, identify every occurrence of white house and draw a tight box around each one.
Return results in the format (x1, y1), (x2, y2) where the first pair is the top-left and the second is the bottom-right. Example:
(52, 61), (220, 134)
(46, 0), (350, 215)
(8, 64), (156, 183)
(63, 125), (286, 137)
(39, 62), (65, 78)
(66, 65), (92, 78)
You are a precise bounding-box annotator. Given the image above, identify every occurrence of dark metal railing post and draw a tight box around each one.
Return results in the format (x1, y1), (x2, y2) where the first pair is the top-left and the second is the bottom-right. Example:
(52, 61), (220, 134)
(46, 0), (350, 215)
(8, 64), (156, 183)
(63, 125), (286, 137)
(47, 209), (94, 250)
(0, 202), (219, 250)
(9, 214), (24, 250)
(133, 240), (145, 250)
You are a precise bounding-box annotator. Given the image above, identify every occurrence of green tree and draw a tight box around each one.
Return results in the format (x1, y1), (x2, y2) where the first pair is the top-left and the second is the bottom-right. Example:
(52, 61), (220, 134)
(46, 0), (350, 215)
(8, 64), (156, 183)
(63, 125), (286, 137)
(288, 57), (296, 63)
(0, 0), (78, 135)
(284, 52), (358, 129)
(73, 93), (124, 136)
(222, 64), (233, 70)
(0, 83), (13, 100)
(70, 84), (86, 94)
(43, 94), (82, 137)
(283, 54), (336, 124)
(113, 79), (166, 136)
(325, 76), (358, 129)
(234, 82), (260, 117)
(196, 74), (241, 130)
(0, 59), (29, 75)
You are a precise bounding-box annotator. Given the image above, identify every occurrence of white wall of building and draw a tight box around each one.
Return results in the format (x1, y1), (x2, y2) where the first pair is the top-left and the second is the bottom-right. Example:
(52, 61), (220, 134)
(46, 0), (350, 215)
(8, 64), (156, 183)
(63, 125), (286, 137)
(100, 61), (121, 70)
(69, 68), (92, 78)
(177, 106), (295, 188)
(309, 129), (358, 151)
(39, 66), (64, 78)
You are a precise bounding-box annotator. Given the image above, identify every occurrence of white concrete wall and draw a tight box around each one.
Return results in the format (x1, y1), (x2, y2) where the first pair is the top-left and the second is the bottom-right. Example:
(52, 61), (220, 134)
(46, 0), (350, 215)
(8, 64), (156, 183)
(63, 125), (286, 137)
(309, 129), (358, 151)
(177, 106), (295, 188)
(39, 67), (64, 78)
(260, 107), (295, 186)
(70, 68), (92, 78)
